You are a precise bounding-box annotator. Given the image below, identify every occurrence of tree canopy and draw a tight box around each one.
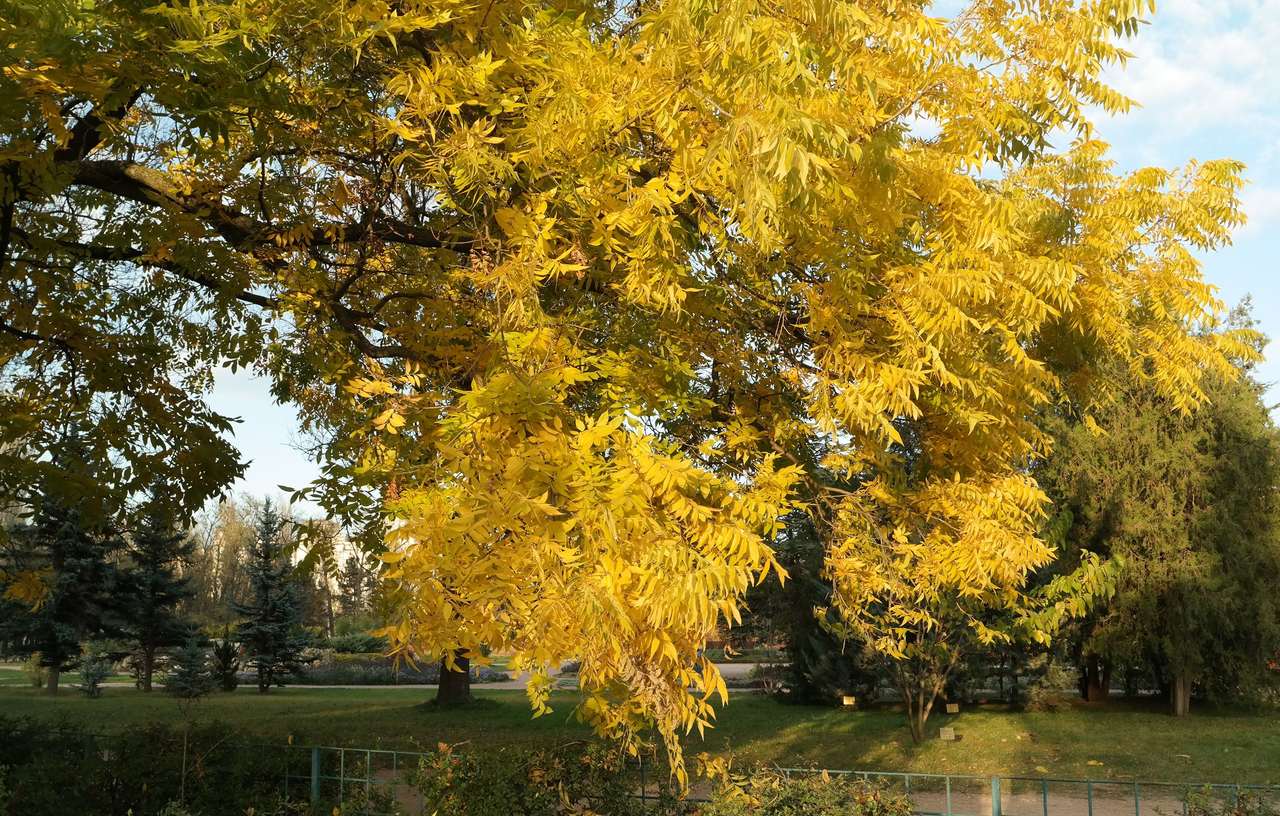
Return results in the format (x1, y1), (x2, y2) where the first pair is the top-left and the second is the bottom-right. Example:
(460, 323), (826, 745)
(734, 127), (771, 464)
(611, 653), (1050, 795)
(0, 0), (1256, 770)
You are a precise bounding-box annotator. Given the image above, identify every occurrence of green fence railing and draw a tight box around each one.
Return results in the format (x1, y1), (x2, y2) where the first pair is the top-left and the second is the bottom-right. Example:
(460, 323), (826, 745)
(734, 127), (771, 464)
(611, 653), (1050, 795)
(285, 743), (1280, 816)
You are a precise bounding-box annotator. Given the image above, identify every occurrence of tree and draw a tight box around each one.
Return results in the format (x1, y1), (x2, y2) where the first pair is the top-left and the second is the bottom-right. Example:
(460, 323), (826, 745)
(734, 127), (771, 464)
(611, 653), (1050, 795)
(0, 456), (129, 694)
(1039, 355), (1280, 716)
(210, 627), (241, 692)
(758, 512), (877, 706)
(232, 501), (308, 693)
(2, 0), (1253, 771)
(125, 501), (198, 691)
(337, 555), (375, 618)
(166, 636), (216, 700)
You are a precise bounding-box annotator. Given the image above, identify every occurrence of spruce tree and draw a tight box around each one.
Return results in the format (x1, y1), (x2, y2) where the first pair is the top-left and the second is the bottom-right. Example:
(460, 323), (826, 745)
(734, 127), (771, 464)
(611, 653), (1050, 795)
(0, 473), (129, 694)
(233, 501), (308, 692)
(126, 502), (198, 691)
(166, 635), (215, 700)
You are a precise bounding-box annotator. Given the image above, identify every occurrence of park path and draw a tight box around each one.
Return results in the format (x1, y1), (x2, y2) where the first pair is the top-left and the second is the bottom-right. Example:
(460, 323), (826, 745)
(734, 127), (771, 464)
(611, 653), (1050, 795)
(73, 662), (762, 691)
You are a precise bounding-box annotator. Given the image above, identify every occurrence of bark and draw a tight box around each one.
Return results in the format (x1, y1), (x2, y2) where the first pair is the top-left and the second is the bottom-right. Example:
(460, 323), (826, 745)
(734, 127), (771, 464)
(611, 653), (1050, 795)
(45, 667), (60, 695)
(1083, 654), (1112, 702)
(1171, 672), (1192, 717)
(435, 653), (472, 706)
(900, 671), (946, 744)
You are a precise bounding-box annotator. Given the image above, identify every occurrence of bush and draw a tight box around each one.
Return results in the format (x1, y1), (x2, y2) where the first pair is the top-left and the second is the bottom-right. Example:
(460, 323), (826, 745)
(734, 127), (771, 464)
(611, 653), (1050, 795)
(166, 638), (215, 700)
(1025, 657), (1076, 712)
(1186, 790), (1280, 816)
(699, 768), (915, 816)
(405, 742), (647, 816)
(77, 648), (112, 698)
(0, 717), (292, 815)
(325, 633), (390, 654)
(298, 653), (510, 685)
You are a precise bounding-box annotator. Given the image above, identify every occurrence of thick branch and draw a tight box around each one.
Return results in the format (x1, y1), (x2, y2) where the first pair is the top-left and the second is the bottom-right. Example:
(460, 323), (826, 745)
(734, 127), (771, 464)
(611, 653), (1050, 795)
(54, 240), (279, 310)
(70, 160), (472, 253)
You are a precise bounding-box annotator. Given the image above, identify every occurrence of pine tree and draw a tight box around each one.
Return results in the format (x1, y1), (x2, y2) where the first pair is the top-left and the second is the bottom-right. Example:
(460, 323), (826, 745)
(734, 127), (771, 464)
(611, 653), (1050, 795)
(0, 470), (129, 694)
(125, 502), (198, 691)
(233, 501), (308, 693)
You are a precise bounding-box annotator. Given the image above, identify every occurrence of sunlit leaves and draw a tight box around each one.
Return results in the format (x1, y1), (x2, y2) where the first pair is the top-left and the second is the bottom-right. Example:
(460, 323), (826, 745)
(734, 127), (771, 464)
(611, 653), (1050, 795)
(1, 0), (1254, 776)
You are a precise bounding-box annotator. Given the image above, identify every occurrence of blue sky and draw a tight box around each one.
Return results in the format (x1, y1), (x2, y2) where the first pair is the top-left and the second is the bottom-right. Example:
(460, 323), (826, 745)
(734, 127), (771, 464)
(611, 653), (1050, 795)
(211, 0), (1280, 509)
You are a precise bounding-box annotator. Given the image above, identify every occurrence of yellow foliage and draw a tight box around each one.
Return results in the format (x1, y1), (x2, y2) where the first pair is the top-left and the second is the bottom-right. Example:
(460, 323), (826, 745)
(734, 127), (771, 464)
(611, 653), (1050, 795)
(3, 0), (1256, 779)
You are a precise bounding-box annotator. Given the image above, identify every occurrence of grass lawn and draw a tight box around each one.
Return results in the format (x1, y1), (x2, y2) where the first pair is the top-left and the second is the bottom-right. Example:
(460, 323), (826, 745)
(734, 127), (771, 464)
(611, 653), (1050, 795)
(1, 684), (1277, 785)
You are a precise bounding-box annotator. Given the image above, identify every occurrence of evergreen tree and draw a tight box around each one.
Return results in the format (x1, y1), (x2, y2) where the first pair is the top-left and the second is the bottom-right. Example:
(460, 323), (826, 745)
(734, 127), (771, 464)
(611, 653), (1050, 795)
(0, 465), (129, 694)
(1040, 358), (1280, 715)
(771, 514), (878, 705)
(166, 635), (215, 700)
(125, 501), (198, 691)
(233, 501), (308, 693)
(210, 627), (241, 692)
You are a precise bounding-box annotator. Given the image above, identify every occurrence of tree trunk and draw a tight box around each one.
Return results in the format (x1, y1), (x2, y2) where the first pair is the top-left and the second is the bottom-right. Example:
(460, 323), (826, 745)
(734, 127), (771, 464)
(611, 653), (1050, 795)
(1083, 654), (1111, 702)
(1171, 672), (1192, 717)
(45, 667), (60, 695)
(907, 696), (927, 744)
(323, 584), (335, 639)
(142, 647), (155, 692)
(258, 667), (271, 694)
(435, 653), (472, 706)
(900, 676), (941, 744)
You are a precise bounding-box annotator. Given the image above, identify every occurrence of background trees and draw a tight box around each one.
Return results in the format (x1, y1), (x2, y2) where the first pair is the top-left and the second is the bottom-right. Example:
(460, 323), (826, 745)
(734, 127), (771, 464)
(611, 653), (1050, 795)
(1039, 357), (1280, 715)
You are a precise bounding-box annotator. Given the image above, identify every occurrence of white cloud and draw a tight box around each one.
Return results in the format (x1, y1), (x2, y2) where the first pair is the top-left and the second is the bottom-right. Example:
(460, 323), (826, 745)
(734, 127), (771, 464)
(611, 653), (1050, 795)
(1101, 2), (1280, 139)
(1239, 185), (1280, 234)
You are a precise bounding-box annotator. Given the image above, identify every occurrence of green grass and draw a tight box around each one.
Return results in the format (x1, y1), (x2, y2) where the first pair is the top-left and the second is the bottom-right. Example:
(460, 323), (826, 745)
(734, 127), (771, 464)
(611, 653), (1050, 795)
(1, 684), (1277, 785)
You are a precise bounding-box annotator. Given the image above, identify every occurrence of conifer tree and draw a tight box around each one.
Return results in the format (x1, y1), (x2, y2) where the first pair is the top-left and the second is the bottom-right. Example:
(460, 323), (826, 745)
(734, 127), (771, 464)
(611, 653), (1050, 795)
(233, 501), (307, 693)
(125, 501), (198, 691)
(210, 627), (241, 692)
(1040, 350), (1280, 716)
(0, 456), (128, 694)
(166, 635), (215, 701)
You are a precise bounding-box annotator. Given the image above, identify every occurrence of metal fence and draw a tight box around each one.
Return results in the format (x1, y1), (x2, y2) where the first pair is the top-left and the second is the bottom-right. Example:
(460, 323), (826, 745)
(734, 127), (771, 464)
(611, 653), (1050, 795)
(284, 744), (1280, 816)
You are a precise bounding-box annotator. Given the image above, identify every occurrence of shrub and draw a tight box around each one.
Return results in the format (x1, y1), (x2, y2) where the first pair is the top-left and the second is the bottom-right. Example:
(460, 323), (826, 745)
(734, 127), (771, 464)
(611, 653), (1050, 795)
(0, 717), (292, 815)
(699, 768), (915, 816)
(405, 742), (647, 816)
(326, 633), (390, 654)
(1186, 790), (1280, 816)
(1025, 657), (1076, 712)
(210, 628), (240, 692)
(77, 648), (112, 698)
(298, 654), (510, 685)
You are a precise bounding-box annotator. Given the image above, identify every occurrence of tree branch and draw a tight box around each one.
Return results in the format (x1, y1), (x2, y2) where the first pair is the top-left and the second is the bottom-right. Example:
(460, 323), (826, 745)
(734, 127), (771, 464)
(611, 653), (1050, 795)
(70, 160), (472, 253)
